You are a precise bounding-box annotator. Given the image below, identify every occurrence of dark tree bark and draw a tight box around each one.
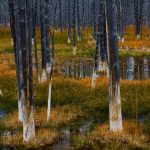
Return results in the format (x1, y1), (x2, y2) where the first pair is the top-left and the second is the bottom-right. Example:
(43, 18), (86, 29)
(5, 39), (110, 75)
(40, 0), (47, 82)
(26, 0), (35, 140)
(18, 0), (28, 140)
(59, 0), (62, 32)
(134, 0), (144, 38)
(106, 0), (123, 132)
(73, 0), (76, 55)
(92, 0), (97, 39)
(77, 0), (81, 41)
(67, 0), (71, 43)
(99, 1), (108, 72)
(45, 0), (51, 72)
(32, 0), (40, 81)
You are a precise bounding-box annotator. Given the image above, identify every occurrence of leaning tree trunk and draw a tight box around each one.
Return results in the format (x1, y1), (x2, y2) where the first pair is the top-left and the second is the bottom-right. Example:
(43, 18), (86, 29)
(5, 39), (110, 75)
(47, 2), (57, 121)
(106, 0), (123, 132)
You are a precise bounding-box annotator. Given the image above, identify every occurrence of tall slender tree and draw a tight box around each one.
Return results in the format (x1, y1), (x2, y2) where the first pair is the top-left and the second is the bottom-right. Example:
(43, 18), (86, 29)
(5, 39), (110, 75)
(73, 0), (76, 55)
(58, 0), (62, 32)
(45, 0), (51, 73)
(26, 0), (35, 140)
(77, 0), (81, 41)
(18, 0), (28, 140)
(106, 0), (123, 132)
(47, 1), (57, 121)
(67, 0), (71, 43)
(32, 0), (40, 81)
(99, 1), (108, 72)
(40, 0), (47, 82)
(134, 0), (144, 38)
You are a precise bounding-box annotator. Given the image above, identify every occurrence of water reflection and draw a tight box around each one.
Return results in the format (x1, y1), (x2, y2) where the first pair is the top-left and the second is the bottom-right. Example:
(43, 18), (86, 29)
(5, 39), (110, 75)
(0, 109), (6, 119)
(56, 57), (150, 80)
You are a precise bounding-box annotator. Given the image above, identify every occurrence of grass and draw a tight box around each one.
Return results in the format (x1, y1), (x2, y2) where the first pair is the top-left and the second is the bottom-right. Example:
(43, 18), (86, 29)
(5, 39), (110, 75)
(0, 26), (150, 149)
(0, 74), (150, 149)
(0, 26), (150, 58)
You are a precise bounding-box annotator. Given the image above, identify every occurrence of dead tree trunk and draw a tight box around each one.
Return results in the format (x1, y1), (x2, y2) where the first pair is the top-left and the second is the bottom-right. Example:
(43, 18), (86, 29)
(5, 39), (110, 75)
(40, 0), (47, 82)
(106, 0), (123, 132)
(26, 0), (35, 141)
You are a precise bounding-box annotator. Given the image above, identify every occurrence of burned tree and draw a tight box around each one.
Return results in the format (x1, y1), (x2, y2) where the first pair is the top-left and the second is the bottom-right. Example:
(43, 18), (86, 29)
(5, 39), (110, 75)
(134, 0), (144, 38)
(45, 0), (51, 73)
(99, 1), (108, 72)
(73, 0), (76, 55)
(40, 0), (47, 82)
(106, 0), (123, 132)
(77, 0), (81, 41)
(67, 0), (71, 43)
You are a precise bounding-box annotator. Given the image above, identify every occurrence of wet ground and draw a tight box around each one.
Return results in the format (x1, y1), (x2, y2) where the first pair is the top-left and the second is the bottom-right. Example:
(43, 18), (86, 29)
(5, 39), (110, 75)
(55, 57), (150, 80)
(0, 56), (150, 149)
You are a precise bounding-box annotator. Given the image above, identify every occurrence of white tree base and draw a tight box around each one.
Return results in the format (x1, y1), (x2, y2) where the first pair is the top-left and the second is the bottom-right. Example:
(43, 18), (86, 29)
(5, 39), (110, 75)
(120, 37), (124, 43)
(73, 46), (76, 55)
(106, 67), (109, 78)
(23, 107), (35, 142)
(98, 62), (107, 72)
(77, 36), (81, 41)
(32, 38), (34, 45)
(91, 70), (97, 88)
(68, 38), (71, 44)
(18, 99), (23, 122)
(109, 84), (123, 132)
(11, 38), (14, 46)
(136, 34), (140, 39)
(46, 63), (51, 74)
(41, 69), (47, 83)
(47, 81), (52, 122)
(109, 103), (123, 132)
(38, 72), (41, 82)
(0, 90), (3, 96)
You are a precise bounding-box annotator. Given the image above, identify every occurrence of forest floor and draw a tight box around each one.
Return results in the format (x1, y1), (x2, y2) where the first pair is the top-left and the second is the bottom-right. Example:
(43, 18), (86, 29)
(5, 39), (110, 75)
(0, 26), (150, 149)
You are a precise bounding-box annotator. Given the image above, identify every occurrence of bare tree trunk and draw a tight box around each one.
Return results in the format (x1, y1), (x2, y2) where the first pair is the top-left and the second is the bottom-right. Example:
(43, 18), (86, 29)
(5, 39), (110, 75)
(99, 1), (108, 72)
(40, 0), (47, 82)
(77, 0), (81, 41)
(18, 0), (28, 139)
(26, 0), (35, 141)
(32, 0), (40, 81)
(59, 0), (62, 32)
(106, 0), (123, 132)
(134, 0), (144, 38)
(8, 0), (23, 122)
(92, 0), (97, 40)
(45, 0), (51, 73)
(67, 0), (71, 43)
(47, 4), (56, 121)
(148, 0), (150, 38)
(73, 0), (76, 55)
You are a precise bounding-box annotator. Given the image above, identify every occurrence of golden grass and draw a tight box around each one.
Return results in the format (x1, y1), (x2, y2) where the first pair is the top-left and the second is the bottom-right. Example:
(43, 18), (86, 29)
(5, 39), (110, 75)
(0, 26), (150, 149)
